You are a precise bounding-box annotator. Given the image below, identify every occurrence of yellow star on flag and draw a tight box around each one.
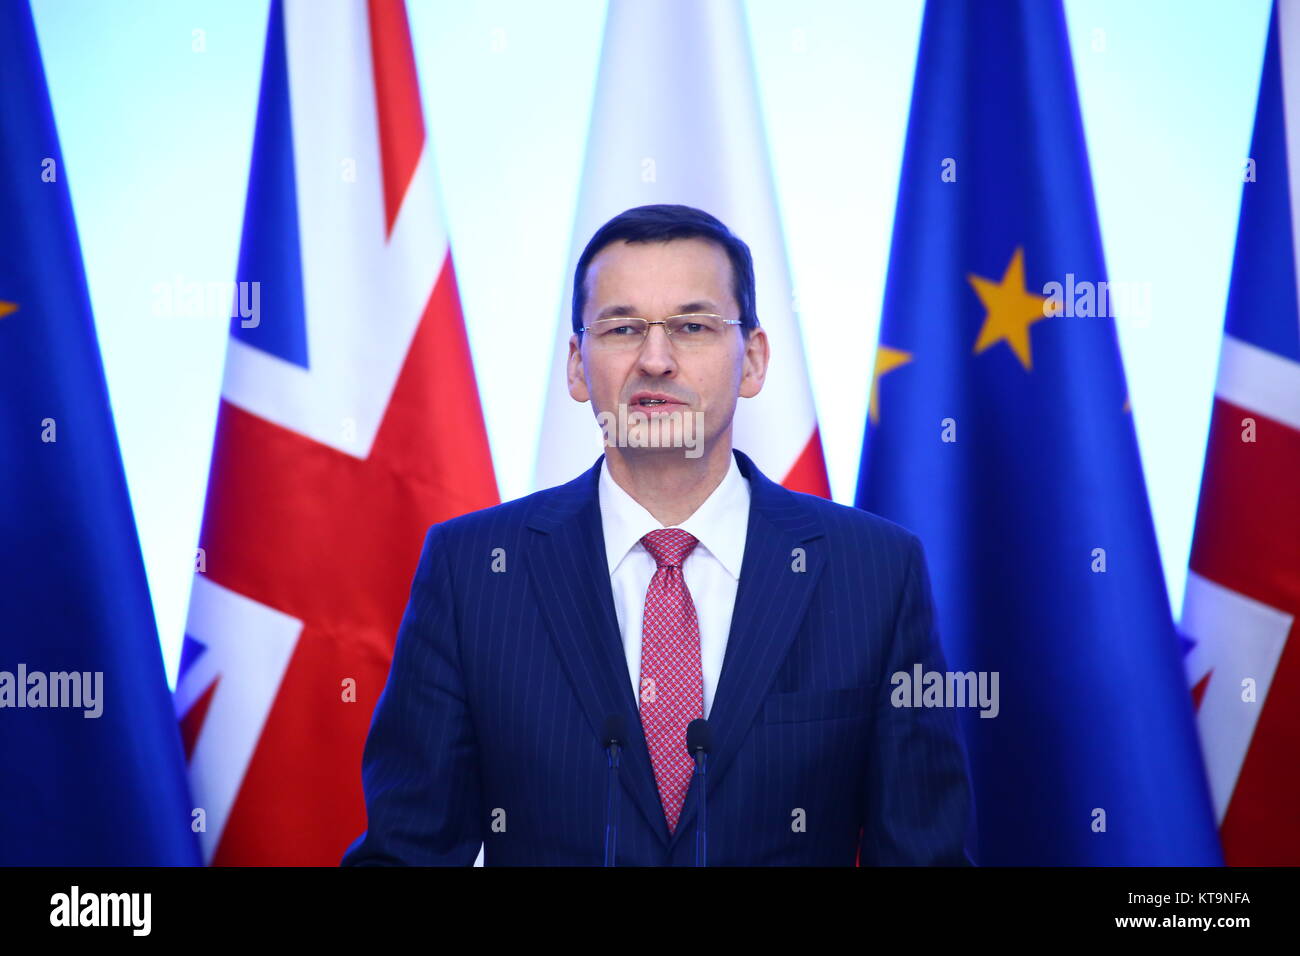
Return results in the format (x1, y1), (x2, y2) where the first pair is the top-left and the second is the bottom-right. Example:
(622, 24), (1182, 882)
(869, 344), (913, 425)
(0, 300), (17, 320)
(968, 247), (1050, 370)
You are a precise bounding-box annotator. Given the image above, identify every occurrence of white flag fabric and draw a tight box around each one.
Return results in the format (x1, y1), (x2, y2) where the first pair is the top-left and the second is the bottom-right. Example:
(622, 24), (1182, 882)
(534, 0), (830, 496)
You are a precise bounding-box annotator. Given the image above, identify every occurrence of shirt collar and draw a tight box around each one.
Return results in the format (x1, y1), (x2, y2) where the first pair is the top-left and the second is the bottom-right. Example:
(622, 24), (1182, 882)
(598, 451), (751, 580)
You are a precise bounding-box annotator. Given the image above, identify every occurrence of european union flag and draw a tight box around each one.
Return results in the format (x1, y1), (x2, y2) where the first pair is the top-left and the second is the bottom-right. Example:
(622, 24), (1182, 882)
(855, 0), (1222, 865)
(0, 1), (200, 865)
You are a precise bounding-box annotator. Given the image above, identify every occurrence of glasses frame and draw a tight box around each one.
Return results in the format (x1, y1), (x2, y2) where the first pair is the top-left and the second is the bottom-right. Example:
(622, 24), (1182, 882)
(580, 312), (744, 348)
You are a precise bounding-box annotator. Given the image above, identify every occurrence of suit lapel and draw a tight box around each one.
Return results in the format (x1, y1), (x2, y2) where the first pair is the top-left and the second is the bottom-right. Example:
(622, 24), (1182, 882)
(525, 449), (827, 857)
(668, 449), (827, 852)
(525, 455), (672, 847)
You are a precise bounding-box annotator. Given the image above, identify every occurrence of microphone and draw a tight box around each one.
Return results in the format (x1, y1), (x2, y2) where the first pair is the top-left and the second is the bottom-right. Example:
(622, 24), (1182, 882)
(686, 718), (712, 867)
(601, 714), (625, 867)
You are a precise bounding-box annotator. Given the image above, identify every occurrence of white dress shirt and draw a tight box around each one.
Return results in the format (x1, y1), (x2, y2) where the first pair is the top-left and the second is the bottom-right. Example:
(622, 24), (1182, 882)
(598, 452), (751, 719)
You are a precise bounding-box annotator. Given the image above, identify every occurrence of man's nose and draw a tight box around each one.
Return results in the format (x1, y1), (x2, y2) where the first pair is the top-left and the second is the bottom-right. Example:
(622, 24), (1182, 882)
(637, 324), (676, 375)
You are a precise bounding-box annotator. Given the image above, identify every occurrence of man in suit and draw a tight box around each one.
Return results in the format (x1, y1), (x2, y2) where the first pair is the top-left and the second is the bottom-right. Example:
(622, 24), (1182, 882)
(343, 204), (973, 866)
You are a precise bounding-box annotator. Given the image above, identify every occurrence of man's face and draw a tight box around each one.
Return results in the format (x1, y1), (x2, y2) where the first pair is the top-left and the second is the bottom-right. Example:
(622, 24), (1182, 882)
(567, 237), (769, 457)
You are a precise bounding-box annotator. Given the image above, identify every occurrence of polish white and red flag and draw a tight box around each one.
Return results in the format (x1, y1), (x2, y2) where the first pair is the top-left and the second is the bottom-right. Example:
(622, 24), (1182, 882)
(534, 0), (830, 496)
(1183, 0), (1300, 865)
(175, 0), (498, 865)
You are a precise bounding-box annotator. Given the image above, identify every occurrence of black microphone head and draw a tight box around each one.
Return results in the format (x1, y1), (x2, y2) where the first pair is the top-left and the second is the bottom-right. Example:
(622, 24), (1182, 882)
(602, 713), (626, 748)
(686, 718), (712, 755)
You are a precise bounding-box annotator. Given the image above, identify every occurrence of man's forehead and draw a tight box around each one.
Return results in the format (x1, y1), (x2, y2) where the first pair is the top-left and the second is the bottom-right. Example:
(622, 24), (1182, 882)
(585, 237), (733, 308)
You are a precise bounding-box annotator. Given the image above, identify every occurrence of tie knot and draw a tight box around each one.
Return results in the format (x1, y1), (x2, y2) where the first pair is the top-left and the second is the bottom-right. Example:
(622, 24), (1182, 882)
(640, 528), (699, 569)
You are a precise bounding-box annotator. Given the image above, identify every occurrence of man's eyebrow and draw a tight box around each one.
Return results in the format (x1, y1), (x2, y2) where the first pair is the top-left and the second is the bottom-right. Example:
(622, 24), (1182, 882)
(592, 300), (721, 321)
(675, 300), (720, 314)
(594, 304), (640, 321)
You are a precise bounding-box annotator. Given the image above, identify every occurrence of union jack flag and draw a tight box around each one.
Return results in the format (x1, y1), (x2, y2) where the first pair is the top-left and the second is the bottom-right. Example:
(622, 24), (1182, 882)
(1183, 0), (1300, 866)
(175, 0), (497, 865)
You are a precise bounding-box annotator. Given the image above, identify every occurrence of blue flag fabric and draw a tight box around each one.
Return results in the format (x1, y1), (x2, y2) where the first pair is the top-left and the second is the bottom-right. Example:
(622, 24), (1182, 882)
(855, 0), (1222, 865)
(0, 1), (200, 865)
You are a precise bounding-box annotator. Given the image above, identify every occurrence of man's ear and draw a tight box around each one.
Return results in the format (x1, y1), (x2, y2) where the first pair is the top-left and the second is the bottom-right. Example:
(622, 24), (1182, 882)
(738, 326), (770, 399)
(567, 334), (591, 402)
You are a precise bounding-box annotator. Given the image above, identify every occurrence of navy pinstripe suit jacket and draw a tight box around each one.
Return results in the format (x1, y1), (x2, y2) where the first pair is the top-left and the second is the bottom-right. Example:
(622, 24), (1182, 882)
(342, 448), (973, 866)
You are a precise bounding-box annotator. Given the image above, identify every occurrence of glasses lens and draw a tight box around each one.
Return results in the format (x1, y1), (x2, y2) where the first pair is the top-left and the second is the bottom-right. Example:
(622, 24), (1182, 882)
(588, 318), (648, 348)
(666, 314), (725, 346)
(586, 314), (729, 349)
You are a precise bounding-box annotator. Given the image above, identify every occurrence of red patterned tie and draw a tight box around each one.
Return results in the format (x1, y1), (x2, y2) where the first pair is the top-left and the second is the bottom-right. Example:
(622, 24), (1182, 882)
(637, 528), (703, 835)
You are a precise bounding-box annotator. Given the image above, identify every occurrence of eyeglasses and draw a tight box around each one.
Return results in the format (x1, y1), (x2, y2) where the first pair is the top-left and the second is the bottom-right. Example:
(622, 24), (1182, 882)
(581, 313), (743, 351)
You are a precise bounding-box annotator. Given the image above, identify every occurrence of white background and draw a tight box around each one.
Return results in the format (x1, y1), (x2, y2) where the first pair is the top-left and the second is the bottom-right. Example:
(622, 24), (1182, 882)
(29, 0), (1273, 684)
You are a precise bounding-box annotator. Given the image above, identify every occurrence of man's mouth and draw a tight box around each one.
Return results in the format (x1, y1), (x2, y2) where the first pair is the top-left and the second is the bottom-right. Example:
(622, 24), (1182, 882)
(628, 392), (687, 409)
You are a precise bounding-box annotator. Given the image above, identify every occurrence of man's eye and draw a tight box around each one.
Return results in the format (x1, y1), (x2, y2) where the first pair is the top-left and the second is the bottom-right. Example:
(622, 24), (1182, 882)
(608, 324), (638, 335)
(680, 322), (705, 334)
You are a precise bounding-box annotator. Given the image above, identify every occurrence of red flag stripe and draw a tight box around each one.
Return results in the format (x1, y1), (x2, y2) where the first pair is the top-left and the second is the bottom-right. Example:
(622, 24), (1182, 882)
(367, 0), (425, 236)
(780, 427), (831, 499)
(1189, 398), (1300, 614)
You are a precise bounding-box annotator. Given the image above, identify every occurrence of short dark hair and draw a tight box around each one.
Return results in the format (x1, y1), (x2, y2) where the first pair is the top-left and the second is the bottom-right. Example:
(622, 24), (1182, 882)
(571, 204), (759, 335)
